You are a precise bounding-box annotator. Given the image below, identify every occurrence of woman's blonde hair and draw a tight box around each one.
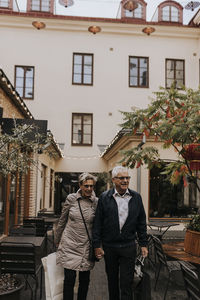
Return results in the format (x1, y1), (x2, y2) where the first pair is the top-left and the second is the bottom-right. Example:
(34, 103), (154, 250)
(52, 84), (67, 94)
(78, 172), (97, 185)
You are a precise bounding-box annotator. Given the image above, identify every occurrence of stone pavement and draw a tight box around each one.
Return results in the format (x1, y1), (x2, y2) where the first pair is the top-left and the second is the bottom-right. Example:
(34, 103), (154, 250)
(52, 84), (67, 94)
(19, 253), (188, 300)
(87, 258), (188, 300)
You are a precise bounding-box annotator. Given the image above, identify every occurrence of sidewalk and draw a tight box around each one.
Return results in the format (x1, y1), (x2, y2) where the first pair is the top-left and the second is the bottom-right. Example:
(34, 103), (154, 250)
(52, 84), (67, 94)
(87, 258), (188, 300)
(20, 254), (188, 300)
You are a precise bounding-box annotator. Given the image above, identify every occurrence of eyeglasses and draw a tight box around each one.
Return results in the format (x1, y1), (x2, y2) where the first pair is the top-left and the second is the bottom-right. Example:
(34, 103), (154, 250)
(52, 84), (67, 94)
(83, 185), (94, 188)
(114, 176), (131, 180)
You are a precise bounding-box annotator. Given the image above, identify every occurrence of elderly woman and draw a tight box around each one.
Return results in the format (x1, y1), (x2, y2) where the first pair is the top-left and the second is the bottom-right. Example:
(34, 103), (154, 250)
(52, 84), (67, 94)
(55, 173), (98, 300)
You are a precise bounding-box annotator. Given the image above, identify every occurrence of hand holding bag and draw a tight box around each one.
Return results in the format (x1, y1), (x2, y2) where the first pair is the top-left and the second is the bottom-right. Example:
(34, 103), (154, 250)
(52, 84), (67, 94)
(78, 199), (99, 262)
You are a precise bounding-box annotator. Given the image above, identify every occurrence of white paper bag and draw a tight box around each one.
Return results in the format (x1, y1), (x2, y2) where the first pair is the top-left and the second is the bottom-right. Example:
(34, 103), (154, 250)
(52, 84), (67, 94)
(42, 252), (64, 300)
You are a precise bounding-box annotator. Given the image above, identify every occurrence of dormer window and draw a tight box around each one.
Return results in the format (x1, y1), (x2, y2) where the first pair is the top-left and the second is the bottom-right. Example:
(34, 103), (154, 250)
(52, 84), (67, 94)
(162, 5), (179, 22)
(0, 0), (12, 9)
(27, 0), (54, 13)
(125, 3), (142, 18)
(158, 1), (183, 23)
(121, 0), (147, 20)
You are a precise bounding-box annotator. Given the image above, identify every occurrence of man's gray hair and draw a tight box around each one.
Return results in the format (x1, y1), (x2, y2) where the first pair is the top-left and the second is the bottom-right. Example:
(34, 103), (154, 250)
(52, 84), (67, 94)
(78, 172), (97, 185)
(112, 166), (129, 178)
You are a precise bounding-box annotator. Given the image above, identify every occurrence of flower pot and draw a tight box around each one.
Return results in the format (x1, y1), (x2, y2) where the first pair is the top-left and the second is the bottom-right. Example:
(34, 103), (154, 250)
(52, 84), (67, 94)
(0, 276), (24, 300)
(182, 144), (200, 171)
(184, 230), (200, 256)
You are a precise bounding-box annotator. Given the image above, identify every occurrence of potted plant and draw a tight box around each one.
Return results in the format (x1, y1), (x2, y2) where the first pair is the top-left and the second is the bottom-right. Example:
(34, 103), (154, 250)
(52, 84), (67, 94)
(120, 85), (200, 251)
(184, 214), (200, 256)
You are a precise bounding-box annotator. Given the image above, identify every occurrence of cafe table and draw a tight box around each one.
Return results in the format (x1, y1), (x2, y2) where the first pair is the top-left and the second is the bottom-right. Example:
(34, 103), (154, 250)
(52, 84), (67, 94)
(163, 241), (200, 266)
(147, 221), (179, 239)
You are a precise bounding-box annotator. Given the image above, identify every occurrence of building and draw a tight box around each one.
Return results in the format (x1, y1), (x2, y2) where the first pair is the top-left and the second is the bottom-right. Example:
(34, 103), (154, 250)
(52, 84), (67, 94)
(0, 68), (62, 235)
(0, 0), (200, 223)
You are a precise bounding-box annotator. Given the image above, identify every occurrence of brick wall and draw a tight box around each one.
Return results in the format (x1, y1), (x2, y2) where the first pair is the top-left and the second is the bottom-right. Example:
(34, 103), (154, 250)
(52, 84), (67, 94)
(0, 88), (24, 119)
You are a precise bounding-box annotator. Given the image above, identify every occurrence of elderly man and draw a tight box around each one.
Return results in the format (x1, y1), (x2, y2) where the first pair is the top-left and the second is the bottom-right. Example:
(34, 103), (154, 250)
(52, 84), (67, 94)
(92, 166), (148, 300)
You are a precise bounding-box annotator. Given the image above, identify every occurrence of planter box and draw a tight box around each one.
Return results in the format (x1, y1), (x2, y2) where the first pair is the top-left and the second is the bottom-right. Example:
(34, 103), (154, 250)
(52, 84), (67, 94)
(184, 230), (200, 256)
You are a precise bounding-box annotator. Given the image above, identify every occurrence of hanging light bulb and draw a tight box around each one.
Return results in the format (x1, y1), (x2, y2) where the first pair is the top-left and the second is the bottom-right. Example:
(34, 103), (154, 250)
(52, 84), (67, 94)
(59, 0), (74, 7)
(123, 0), (138, 12)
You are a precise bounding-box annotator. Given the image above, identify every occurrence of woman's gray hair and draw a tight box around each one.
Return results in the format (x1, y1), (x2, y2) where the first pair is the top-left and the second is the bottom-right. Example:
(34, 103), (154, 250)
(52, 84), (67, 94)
(112, 166), (129, 178)
(78, 172), (97, 185)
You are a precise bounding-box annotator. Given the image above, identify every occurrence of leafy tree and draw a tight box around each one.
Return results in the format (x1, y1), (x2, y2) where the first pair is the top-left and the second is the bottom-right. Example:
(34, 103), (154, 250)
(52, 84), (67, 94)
(120, 85), (200, 192)
(0, 121), (54, 176)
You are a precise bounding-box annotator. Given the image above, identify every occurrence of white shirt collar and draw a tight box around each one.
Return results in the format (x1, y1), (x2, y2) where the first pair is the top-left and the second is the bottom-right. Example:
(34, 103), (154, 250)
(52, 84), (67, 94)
(114, 188), (130, 197)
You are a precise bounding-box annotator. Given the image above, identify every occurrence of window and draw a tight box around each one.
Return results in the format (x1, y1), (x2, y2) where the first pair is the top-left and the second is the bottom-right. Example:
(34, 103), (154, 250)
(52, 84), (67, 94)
(162, 5), (179, 22)
(72, 113), (93, 146)
(72, 53), (93, 85)
(49, 169), (54, 208)
(150, 165), (200, 219)
(15, 66), (34, 99)
(158, 2), (183, 24)
(129, 56), (149, 88)
(0, 0), (9, 8)
(30, 0), (51, 12)
(125, 3), (143, 18)
(166, 59), (184, 89)
(40, 164), (47, 209)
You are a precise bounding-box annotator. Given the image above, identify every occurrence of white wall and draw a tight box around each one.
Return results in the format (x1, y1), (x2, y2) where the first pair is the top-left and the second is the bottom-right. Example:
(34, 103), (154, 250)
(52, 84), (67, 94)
(0, 16), (200, 173)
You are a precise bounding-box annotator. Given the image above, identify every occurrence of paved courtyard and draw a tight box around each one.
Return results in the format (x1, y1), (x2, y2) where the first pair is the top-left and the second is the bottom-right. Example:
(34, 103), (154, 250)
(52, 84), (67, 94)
(19, 252), (189, 300)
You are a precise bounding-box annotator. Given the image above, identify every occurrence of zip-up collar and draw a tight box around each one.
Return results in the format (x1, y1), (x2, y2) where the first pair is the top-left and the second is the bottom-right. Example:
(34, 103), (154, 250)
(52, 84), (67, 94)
(76, 189), (96, 202)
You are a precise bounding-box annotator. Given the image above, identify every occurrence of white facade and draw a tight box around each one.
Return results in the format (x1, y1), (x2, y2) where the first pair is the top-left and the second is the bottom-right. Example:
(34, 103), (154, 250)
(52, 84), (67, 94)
(1, 15), (200, 174)
(1, 2), (200, 219)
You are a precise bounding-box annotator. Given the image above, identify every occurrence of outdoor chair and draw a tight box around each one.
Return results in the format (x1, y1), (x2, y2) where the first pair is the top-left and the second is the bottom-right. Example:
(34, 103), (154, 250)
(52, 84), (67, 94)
(152, 235), (182, 300)
(23, 217), (47, 237)
(0, 241), (43, 300)
(9, 224), (36, 236)
(146, 234), (157, 269)
(180, 261), (200, 300)
(23, 217), (54, 254)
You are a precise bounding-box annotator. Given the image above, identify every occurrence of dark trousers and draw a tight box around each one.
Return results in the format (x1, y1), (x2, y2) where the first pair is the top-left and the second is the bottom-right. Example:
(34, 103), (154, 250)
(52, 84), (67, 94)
(104, 245), (136, 300)
(63, 268), (90, 300)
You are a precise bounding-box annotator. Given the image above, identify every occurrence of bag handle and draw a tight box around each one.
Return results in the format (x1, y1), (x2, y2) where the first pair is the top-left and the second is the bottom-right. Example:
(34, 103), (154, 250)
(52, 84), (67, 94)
(78, 199), (92, 244)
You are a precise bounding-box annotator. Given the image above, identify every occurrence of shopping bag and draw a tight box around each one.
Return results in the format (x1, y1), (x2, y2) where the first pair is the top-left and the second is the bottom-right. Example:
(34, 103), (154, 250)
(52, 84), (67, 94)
(42, 252), (64, 300)
(133, 271), (151, 300)
(133, 256), (151, 300)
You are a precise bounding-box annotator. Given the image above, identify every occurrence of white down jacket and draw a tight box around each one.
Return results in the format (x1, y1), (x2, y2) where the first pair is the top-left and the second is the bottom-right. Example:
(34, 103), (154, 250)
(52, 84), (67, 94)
(55, 190), (98, 271)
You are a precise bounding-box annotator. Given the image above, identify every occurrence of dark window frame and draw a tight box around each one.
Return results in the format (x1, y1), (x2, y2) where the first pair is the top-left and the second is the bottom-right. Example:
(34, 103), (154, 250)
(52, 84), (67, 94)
(14, 65), (35, 100)
(165, 58), (185, 89)
(71, 113), (93, 146)
(149, 164), (199, 220)
(72, 53), (94, 86)
(129, 56), (149, 88)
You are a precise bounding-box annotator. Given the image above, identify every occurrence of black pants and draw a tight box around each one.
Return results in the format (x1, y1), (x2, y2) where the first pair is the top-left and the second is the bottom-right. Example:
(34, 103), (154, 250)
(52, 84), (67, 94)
(104, 245), (136, 300)
(63, 268), (90, 300)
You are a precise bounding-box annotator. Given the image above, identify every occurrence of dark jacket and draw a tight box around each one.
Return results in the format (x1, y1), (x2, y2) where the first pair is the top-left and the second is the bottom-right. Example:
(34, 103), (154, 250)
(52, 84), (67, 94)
(92, 188), (148, 248)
